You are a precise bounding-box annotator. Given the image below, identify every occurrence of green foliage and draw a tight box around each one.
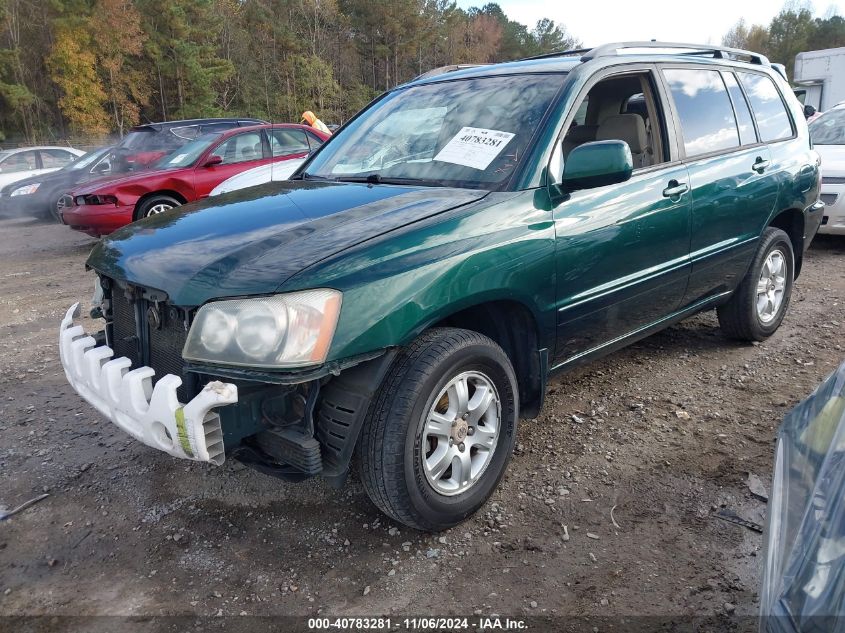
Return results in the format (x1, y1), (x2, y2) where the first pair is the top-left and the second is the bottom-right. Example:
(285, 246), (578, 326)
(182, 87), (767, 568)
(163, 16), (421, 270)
(722, 2), (845, 81)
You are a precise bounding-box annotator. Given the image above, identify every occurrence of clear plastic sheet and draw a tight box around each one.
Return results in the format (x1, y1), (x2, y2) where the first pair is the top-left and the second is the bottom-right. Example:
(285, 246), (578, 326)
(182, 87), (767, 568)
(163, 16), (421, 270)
(761, 361), (845, 632)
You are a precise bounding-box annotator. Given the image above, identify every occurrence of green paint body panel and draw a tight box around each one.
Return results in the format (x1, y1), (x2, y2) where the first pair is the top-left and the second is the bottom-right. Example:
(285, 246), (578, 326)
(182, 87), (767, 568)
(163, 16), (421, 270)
(86, 53), (822, 392)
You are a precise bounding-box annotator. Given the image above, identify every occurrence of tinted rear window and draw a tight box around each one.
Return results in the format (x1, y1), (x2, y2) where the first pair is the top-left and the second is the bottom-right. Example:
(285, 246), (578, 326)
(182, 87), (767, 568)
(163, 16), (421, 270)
(664, 69), (739, 157)
(737, 72), (793, 142)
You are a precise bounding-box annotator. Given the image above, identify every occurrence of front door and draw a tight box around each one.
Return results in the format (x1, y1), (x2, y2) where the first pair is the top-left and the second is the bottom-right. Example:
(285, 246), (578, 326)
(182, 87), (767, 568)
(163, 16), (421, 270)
(193, 130), (270, 198)
(552, 68), (692, 366)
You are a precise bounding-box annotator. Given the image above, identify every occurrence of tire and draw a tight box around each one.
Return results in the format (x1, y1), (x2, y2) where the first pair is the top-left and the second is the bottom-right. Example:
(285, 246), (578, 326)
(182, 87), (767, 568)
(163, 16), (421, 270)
(717, 227), (794, 341)
(134, 195), (181, 221)
(356, 327), (519, 531)
(48, 192), (66, 223)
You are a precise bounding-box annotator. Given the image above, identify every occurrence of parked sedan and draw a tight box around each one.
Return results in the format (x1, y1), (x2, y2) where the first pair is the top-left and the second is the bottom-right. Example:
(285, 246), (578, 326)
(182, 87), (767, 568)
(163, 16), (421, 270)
(810, 103), (845, 235)
(0, 146), (114, 220)
(62, 124), (329, 237)
(0, 146), (85, 191)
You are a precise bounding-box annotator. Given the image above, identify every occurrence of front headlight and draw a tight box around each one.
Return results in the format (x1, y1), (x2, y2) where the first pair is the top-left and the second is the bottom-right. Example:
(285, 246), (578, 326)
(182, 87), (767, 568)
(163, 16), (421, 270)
(182, 289), (342, 368)
(11, 183), (40, 196)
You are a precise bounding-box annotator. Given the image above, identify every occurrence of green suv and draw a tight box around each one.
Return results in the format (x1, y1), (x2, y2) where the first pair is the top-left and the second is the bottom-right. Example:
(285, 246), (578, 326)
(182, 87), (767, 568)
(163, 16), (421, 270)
(60, 42), (823, 531)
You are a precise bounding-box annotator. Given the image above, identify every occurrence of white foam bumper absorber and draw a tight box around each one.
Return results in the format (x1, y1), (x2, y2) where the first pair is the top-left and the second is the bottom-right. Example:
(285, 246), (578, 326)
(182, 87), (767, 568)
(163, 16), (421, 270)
(59, 303), (238, 465)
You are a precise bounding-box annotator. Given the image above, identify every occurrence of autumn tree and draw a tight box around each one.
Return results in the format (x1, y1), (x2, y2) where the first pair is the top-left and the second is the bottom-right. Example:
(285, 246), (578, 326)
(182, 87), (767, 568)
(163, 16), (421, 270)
(47, 19), (110, 135)
(93, 0), (148, 136)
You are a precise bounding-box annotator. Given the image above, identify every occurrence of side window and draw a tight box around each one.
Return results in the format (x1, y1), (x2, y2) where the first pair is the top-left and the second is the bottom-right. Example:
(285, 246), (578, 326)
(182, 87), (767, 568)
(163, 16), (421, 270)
(40, 149), (76, 168)
(737, 72), (793, 142)
(210, 132), (264, 164)
(664, 69), (738, 157)
(0, 150), (38, 173)
(572, 96), (589, 126)
(722, 73), (758, 146)
(560, 71), (667, 169)
(306, 132), (325, 150)
(270, 129), (310, 156)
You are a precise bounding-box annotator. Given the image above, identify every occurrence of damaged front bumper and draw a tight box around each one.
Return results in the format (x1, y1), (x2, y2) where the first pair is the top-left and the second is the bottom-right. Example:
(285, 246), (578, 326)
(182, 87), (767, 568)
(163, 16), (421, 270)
(59, 303), (238, 464)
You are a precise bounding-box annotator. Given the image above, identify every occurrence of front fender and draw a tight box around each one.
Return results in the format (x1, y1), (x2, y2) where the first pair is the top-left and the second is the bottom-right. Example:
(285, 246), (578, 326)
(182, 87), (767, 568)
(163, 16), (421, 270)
(282, 190), (558, 362)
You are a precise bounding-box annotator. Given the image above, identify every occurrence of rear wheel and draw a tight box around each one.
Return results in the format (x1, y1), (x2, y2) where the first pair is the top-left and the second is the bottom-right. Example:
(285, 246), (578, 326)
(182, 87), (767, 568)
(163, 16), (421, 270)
(717, 227), (794, 341)
(356, 328), (518, 531)
(134, 195), (181, 221)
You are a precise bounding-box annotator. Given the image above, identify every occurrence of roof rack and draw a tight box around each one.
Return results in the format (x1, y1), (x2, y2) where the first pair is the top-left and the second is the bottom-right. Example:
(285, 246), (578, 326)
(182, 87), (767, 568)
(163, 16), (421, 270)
(414, 64), (490, 81)
(580, 41), (770, 66)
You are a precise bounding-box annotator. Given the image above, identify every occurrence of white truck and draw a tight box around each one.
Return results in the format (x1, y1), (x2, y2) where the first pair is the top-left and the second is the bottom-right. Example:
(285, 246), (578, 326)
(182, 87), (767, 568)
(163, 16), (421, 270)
(794, 47), (845, 112)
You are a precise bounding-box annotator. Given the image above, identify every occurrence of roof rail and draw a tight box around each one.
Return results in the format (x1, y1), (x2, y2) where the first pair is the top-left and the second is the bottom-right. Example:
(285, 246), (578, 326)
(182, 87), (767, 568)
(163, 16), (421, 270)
(414, 64), (490, 81)
(580, 41), (770, 66)
(520, 48), (593, 61)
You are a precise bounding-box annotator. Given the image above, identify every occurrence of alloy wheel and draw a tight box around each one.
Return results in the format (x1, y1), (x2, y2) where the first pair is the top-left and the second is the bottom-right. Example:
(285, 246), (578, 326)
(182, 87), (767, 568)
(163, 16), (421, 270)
(421, 371), (501, 496)
(756, 249), (786, 324)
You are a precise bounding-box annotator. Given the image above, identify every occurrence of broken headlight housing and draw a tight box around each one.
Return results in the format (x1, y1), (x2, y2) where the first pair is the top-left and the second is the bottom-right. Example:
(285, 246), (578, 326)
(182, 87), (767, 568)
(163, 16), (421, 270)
(182, 289), (342, 369)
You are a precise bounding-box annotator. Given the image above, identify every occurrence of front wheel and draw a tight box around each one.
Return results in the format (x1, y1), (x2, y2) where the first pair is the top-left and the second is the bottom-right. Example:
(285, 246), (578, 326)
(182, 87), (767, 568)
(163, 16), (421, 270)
(134, 195), (181, 221)
(717, 227), (795, 341)
(356, 328), (519, 531)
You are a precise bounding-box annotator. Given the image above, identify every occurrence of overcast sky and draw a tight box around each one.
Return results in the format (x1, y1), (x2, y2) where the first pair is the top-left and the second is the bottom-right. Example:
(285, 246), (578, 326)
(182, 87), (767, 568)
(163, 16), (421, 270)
(456, 0), (845, 48)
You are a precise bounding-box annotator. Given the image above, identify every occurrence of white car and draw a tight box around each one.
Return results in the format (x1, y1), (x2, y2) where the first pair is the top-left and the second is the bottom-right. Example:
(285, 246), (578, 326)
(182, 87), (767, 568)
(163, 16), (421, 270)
(810, 103), (845, 235)
(0, 146), (86, 190)
(209, 158), (306, 196)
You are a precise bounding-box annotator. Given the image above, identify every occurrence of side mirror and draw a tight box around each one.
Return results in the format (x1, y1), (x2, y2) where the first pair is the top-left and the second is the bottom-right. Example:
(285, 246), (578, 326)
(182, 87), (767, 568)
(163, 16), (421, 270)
(203, 155), (223, 168)
(560, 140), (633, 192)
(804, 104), (817, 119)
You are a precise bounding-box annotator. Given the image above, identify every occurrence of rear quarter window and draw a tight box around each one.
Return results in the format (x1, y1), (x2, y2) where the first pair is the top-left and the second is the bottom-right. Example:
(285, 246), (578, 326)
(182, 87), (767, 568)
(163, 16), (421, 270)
(737, 72), (793, 142)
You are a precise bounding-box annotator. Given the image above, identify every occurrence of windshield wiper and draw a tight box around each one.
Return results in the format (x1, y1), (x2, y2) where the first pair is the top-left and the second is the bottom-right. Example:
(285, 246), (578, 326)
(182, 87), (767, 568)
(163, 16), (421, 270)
(334, 174), (435, 186)
(296, 171), (332, 181)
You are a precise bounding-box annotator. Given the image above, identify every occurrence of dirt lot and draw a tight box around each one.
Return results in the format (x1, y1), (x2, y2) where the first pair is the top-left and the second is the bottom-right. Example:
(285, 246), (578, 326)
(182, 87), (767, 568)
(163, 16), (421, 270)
(0, 216), (843, 629)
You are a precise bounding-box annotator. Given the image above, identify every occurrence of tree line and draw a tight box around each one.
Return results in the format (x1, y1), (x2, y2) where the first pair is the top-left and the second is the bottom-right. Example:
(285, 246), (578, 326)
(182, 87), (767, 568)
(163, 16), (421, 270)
(2, 1), (842, 146)
(722, 3), (845, 79)
(0, 0), (577, 143)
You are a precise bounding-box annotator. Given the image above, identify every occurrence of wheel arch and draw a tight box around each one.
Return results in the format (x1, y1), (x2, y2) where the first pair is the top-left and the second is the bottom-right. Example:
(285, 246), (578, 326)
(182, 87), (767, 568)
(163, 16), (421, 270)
(133, 190), (188, 220)
(767, 208), (804, 277)
(428, 299), (547, 419)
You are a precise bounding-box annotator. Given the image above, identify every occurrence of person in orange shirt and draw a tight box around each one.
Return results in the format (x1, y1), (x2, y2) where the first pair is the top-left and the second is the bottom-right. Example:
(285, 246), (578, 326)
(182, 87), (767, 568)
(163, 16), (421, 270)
(300, 111), (331, 135)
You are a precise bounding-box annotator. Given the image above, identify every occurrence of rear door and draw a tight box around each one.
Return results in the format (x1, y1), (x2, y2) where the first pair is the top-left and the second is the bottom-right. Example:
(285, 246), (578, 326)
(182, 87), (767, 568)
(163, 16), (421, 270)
(660, 66), (779, 305)
(192, 130), (270, 198)
(38, 149), (78, 174)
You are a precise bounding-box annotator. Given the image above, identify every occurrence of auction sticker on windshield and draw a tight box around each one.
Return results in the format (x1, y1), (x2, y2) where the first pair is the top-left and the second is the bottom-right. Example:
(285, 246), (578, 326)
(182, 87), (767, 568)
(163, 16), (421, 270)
(434, 126), (514, 170)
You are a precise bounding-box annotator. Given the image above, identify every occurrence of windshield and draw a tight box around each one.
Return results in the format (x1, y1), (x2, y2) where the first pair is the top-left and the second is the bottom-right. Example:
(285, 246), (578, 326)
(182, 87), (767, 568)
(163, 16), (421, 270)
(67, 147), (111, 171)
(809, 108), (845, 145)
(304, 74), (566, 188)
(154, 133), (221, 169)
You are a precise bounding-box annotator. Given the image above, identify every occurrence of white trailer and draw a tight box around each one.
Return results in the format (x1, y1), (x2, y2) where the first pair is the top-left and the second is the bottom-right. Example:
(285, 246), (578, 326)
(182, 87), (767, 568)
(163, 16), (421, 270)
(794, 47), (845, 112)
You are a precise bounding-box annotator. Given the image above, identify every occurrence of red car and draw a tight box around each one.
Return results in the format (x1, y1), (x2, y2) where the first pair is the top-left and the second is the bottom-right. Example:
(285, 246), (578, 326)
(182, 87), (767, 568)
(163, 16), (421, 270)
(62, 124), (329, 237)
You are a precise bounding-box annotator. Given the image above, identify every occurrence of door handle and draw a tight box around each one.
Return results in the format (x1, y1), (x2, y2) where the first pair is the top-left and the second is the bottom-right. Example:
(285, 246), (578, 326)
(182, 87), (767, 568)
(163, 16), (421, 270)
(662, 180), (689, 198)
(752, 157), (770, 173)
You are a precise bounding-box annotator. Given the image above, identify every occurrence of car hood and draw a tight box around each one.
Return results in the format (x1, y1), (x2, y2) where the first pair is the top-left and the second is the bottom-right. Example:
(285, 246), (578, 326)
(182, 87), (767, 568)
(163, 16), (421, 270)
(817, 144), (845, 176)
(1, 170), (68, 195)
(70, 167), (178, 195)
(88, 180), (487, 306)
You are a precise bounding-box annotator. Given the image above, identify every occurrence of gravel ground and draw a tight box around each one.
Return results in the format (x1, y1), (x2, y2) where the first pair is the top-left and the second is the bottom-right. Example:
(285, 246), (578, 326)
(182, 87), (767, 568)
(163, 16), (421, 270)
(0, 216), (843, 629)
